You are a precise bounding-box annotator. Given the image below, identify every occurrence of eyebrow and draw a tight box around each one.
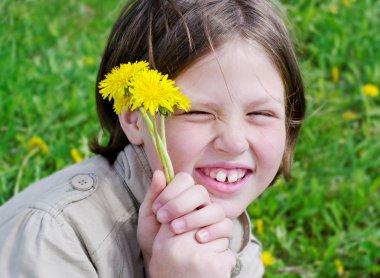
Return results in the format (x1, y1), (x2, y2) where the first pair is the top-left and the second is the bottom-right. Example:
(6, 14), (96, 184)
(191, 96), (284, 110)
(245, 96), (284, 107)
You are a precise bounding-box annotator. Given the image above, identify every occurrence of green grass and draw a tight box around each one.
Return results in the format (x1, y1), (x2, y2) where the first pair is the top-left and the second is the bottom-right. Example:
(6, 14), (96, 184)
(1, 0), (379, 277)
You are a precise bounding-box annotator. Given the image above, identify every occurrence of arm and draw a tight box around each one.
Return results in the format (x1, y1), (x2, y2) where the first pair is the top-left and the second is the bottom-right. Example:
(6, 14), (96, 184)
(0, 208), (97, 278)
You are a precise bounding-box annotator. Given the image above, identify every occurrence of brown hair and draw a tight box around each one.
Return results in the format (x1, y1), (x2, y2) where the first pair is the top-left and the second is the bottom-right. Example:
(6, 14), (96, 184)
(91, 0), (306, 180)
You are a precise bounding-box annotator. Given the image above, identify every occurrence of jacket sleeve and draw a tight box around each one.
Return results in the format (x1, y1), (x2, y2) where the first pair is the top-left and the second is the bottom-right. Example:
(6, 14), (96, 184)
(232, 234), (265, 278)
(0, 208), (98, 278)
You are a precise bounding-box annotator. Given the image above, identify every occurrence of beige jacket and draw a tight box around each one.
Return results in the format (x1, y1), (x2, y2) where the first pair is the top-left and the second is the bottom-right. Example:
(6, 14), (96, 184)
(0, 145), (264, 277)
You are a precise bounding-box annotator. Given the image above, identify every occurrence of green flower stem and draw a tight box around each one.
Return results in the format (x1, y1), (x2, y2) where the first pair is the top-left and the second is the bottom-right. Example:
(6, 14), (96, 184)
(139, 108), (157, 146)
(138, 109), (167, 179)
(14, 148), (38, 195)
(361, 92), (372, 139)
(160, 114), (167, 149)
(138, 108), (174, 183)
(152, 115), (170, 182)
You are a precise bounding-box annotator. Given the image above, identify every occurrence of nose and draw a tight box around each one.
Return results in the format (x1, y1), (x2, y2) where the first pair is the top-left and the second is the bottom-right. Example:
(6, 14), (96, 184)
(213, 121), (249, 155)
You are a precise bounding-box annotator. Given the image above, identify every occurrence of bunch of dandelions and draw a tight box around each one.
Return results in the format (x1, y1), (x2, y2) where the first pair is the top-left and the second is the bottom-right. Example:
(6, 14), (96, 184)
(99, 61), (191, 183)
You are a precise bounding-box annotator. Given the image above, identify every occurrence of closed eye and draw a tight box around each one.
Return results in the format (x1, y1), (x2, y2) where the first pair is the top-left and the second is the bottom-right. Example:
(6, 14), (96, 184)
(248, 111), (273, 117)
(180, 110), (215, 121)
(247, 111), (279, 124)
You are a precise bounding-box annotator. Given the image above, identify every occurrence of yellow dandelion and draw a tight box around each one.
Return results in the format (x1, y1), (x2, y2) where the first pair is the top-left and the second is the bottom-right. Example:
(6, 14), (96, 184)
(331, 67), (340, 84)
(98, 61), (149, 101)
(341, 111), (358, 120)
(335, 259), (345, 276)
(342, 0), (351, 8)
(83, 56), (94, 65)
(28, 136), (49, 154)
(129, 68), (191, 116)
(256, 219), (264, 237)
(261, 251), (276, 267)
(362, 84), (379, 97)
(113, 93), (132, 114)
(330, 6), (338, 14)
(98, 60), (191, 183)
(70, 148), (83, 163)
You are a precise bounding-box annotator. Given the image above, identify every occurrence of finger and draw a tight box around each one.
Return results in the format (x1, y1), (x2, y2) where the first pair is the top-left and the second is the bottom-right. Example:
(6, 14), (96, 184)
(198, 237), (230, 253)
(195, 218), (233, 243)
(139, 170), (166, 218)
(156, 184), (211, 223)
(152, 172), (194, 214)
(170, 203), (225, 234)
(154, 223), (177, 244)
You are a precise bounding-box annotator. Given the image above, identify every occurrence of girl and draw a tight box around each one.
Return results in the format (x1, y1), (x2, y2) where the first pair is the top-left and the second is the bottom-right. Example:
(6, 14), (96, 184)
(0, 0), (305, 277)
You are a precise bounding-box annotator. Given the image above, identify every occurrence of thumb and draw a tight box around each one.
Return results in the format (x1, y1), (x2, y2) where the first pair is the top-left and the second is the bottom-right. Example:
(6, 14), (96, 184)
(140, 170), (166, 217)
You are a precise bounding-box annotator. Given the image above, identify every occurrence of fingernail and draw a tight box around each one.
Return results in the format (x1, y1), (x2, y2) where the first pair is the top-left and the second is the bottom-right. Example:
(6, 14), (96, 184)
(197, 229), (209, 242)
(172, 219), (185, 233)
(152, 202), (162, 213)
(157, 209), (168, 223)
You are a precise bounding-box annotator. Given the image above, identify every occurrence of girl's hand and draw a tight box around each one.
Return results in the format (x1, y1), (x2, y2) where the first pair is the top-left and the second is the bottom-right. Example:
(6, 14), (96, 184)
(149, 223), (236, 278)
(152, 172), (233, 243)
(137, 170), (167, 266)
(138, 171), (235, 276)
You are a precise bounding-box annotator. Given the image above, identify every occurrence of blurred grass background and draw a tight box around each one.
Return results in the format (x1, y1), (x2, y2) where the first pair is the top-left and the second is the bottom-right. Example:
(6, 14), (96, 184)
(0, 0), (379, 277)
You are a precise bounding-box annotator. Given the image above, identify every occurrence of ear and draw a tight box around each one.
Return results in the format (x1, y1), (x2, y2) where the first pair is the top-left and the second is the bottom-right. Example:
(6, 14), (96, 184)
(118, 110), (144, 145)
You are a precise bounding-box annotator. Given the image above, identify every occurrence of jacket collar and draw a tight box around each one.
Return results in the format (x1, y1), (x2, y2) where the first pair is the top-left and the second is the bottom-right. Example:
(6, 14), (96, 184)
(113, 144), (153, 206)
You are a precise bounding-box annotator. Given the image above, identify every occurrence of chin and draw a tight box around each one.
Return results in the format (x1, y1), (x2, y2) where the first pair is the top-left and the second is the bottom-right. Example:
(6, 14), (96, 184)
(211, 197), (247, 219)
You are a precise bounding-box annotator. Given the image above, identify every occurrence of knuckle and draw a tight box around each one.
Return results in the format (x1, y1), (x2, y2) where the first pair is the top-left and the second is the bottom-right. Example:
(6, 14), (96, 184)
(224, 218), (234, 234)
(195, 184), (209, 199)
(175, 172), (194, 185)
(220, 237), (230, 248)
(165, 201), (182, 217)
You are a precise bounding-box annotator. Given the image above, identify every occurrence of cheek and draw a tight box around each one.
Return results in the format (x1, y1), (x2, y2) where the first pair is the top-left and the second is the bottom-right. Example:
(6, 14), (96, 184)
(165, 123), (211, 172)
(256, 125), (286, 171)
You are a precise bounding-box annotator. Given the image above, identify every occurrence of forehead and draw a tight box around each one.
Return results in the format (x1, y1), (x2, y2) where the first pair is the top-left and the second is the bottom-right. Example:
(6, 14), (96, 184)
(175, 38), (285, 106)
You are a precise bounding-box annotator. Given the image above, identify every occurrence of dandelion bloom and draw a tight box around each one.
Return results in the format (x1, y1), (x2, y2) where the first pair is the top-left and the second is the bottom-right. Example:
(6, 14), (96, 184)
(343, 0), (351, 8)
(83, 56), (94, 65)
(98, 61), (191, 183)
(129, 68), (191, 116)
(113, 94), (132, 114)
(342, 111), (358, 120)
(261, 251), (276, 267)
(335, 259), (345, 276)
(331, 67), (340, 84)
(256, 219), (264, 236)
(98, 61), (149, 101)
(362, 84), (379, 97)
(330, 6), (338, 14)
(28, 136), (49, 154)
(70, 148), (83, 163)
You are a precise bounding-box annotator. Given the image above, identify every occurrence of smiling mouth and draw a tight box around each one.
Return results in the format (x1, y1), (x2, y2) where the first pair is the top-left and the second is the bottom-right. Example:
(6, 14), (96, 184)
(198, 167), (250, 184)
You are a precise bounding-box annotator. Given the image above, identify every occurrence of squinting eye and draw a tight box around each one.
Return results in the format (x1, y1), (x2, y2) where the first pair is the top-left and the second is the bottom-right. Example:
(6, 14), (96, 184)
(182, 111), (215, 121)
(247, 111), (276, 124)
(248, 111), (273, 117)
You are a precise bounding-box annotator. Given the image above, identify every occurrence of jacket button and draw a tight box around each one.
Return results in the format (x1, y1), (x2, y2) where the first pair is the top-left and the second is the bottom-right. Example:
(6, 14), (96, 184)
(71, 174), (95, 191)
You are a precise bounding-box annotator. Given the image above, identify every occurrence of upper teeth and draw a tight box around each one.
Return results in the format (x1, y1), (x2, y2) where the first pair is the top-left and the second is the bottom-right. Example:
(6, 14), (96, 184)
(216, 171), (227, 182)
(211, 169), (245, 183)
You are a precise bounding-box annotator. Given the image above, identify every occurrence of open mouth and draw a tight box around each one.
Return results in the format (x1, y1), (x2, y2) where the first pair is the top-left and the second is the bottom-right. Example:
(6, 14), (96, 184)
(198, 167), (250, 184)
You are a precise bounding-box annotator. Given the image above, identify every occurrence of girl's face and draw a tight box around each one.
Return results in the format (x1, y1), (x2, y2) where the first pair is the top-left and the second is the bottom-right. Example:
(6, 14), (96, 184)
(143, 38), (286, 219)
